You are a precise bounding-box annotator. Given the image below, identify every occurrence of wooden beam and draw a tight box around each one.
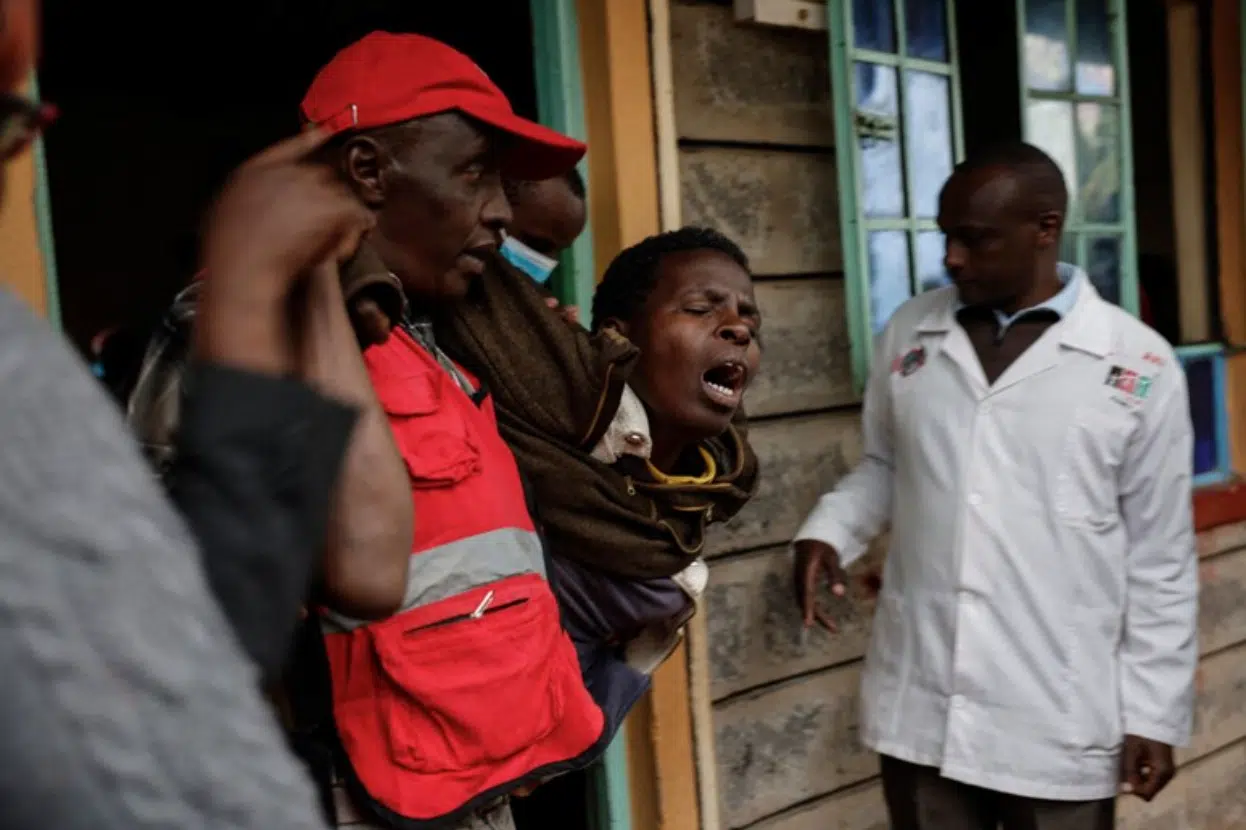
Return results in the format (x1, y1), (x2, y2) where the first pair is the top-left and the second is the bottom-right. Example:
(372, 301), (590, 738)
(0, 80), (48, 315)
(1167, 0), (1212, 343)
(578, 0), (662, 267)
(1211, 0), (1246, 344)
(579, 2), (700, 828)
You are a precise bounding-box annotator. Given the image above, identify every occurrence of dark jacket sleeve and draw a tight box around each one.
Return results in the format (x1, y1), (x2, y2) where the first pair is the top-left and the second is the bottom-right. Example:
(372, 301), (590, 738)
(169, 363), (357, 679)
(439, 254), (638, 451)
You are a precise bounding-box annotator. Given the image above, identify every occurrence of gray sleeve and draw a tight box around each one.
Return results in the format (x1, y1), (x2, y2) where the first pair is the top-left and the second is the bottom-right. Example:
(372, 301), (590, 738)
(0, 290), (327, 830)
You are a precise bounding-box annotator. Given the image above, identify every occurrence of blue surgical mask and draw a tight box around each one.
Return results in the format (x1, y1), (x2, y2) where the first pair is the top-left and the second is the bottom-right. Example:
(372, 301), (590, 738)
(500, 232), (560, 284)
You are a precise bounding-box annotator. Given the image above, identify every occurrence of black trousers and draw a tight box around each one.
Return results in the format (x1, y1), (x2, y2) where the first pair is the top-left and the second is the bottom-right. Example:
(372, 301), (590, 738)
(880, 756), (1115, 830)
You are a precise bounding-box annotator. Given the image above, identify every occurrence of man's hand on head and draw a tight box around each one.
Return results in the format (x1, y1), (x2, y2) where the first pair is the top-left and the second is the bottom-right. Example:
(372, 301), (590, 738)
(196, 128), (375, 375)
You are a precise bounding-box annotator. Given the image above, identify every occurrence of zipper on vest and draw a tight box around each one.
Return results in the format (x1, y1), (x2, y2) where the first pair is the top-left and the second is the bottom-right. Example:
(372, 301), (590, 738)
(403, 594), (528, 635)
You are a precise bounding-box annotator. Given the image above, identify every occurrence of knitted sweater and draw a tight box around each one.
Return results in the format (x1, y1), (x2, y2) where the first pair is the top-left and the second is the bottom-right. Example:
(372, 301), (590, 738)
(0, 288), (328, 830)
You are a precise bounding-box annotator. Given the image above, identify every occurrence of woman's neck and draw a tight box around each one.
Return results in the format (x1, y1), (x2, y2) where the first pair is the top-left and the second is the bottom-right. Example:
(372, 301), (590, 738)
(648, 424), (696, 475)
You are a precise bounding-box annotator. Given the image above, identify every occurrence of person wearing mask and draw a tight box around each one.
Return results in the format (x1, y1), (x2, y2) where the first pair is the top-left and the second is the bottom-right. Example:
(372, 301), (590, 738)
(0, 0), (408, 826)
(792, 143), (1197, 829)
(289, 32), (610, 830)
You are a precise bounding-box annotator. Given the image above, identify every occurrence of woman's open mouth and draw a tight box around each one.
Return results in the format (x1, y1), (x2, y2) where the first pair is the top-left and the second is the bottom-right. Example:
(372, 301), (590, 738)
(701, 360), (748, 408)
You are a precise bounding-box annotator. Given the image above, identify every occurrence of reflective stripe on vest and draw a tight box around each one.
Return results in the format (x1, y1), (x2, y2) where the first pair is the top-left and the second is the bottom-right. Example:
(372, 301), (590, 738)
(321, 526), (546, 633)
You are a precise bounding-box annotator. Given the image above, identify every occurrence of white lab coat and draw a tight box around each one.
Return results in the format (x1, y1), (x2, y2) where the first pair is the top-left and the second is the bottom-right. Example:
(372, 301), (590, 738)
(795, 275), (1198, 801)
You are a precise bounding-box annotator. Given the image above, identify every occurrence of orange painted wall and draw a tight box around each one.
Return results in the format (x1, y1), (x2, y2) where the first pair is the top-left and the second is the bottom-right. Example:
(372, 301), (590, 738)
(0, 139), (47, 315)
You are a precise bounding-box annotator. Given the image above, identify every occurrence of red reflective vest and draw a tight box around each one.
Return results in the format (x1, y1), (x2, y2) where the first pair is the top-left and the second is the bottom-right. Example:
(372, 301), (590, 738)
(320, 327), (604, 827)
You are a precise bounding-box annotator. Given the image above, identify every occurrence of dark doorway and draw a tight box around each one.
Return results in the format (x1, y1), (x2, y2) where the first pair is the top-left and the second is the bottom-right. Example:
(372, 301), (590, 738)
(39, 0), (537, 353)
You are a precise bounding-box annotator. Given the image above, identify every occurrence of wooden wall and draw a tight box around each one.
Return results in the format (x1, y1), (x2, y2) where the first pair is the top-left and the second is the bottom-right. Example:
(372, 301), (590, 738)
(667, 2), (876, 827)
(666, 3), (1246, 829)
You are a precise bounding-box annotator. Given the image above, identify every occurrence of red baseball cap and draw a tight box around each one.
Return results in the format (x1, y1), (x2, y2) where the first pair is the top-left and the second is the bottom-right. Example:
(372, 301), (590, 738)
(301, 31), (586, 181)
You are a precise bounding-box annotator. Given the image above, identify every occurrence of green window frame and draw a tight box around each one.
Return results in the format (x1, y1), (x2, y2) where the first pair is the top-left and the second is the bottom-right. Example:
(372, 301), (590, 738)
(530, 8), (631, 830)
(1016, 0), (1139, 315)
(828, 0), (966, 388)
(531, 0), (597, 325)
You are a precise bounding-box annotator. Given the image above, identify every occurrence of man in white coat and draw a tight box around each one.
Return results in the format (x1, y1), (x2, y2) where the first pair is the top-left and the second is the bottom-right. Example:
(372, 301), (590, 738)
(793, 143), (1197, 829)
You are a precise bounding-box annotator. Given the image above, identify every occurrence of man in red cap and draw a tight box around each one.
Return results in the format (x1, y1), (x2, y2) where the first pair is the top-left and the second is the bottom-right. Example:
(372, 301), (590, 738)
(283, 32), (606, 830)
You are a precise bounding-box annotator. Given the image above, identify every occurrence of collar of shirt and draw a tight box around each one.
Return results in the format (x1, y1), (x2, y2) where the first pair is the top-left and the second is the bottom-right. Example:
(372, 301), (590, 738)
(955, 262), (1083, 336)
(401, 313), (477, 396)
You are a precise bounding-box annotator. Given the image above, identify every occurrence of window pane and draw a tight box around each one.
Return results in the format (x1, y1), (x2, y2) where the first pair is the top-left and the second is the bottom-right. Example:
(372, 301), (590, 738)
(1060, 231), (1078, 263)
(1024, 0), (1071, 91)
(906, 0), (948, 62)
(904, 71), (954, 218)
(1085, 235), (1121, 304)
(856, 63), (906, 218)
(1076, 0), (1116, 96)
(916, 231), (951, 292)
(868, 230), (913, 333)
(1025, 100), (1078, 216)
(1183, 356), (1220, 476)
(1075, 103), (1120, 223)
(854, 0), (896, 52)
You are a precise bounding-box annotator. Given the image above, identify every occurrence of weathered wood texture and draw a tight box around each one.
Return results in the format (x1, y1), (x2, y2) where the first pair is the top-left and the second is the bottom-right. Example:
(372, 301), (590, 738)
(1197, 519), (1246, 558)
(750, 780), (888, 830)
(714, 664), (876, 829)
(1198, 546), (1246, 655)
(1183, 641), (1246, 765)
(1119, 740), (1246, 830)
(707, 410), (863, 557)
(680, 146), (842, 276)
(705, 528), (1246, 828)
(670, 1), (833, 147)
(748, 278), (858, 417)
(707, 541), (884, 700)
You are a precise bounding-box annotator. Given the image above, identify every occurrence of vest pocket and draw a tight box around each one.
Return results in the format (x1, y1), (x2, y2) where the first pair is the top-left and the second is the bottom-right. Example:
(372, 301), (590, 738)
(370, 577), (568, 773)
(375, 370), (482, 487)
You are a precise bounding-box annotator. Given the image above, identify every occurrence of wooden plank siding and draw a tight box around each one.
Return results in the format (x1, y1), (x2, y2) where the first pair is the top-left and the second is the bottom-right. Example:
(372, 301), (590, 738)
(705, 525), (1246, 828)
(668, 2), (869, 827)
(680, 147), (841, 277)
(668, 4), (1246, 829)
(669, 1), (833, 147)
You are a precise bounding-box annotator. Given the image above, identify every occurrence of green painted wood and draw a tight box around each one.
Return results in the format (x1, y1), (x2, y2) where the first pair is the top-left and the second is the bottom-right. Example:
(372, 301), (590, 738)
(528, 7), (629, 827)
(29, 73), (60, 330)
(830, 0), (965, 390)
(530, 0), (597, 326)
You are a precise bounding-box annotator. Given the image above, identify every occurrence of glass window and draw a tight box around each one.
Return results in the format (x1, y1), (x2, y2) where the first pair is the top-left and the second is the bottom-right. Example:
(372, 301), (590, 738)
(906, 0), (948, 62)
(1024, 0), (1071, 91)
(903, 71), (954, 218)
(856, 63), (906, 218)
(830, 0), (963, 386)
(1020, 0), (1136, 314)
(854, 0), (897, 53)
(1178, 347), (1230, 485)
(868, 231), (913, 332)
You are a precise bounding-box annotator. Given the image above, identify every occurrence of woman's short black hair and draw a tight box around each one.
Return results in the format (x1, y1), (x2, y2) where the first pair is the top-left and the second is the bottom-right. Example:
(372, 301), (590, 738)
(591, 226), (749, 330)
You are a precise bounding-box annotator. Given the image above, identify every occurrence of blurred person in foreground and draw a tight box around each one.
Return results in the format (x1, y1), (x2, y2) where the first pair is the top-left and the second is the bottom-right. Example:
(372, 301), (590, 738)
(0, 1), (414, 827)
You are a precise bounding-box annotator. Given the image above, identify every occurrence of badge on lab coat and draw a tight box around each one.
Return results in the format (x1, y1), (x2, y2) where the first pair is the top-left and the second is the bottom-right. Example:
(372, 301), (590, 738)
(891, 346), (927, 377)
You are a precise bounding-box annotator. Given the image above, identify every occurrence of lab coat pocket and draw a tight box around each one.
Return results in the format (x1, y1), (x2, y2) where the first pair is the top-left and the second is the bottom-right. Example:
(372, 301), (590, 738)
(1065, 614), (1123, 755)
(1055, 405), (1135, 531)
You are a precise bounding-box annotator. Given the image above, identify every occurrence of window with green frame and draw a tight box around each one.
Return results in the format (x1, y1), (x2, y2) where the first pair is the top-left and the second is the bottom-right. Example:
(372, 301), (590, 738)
(828, 0), (965, 386)
(1017, 0), (1139, 314)
(829, 0), (1234, 482)
(830, 0), (1142, 387)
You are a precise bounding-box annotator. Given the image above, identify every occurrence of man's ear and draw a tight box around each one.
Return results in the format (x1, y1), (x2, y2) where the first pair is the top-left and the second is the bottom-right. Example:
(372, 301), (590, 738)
(1036, 210), (1064, 249)
(343, 134), (386, 208)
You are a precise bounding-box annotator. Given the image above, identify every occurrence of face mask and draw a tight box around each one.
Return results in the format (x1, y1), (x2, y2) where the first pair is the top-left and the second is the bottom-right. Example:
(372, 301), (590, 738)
(500, 232), (560, 284)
